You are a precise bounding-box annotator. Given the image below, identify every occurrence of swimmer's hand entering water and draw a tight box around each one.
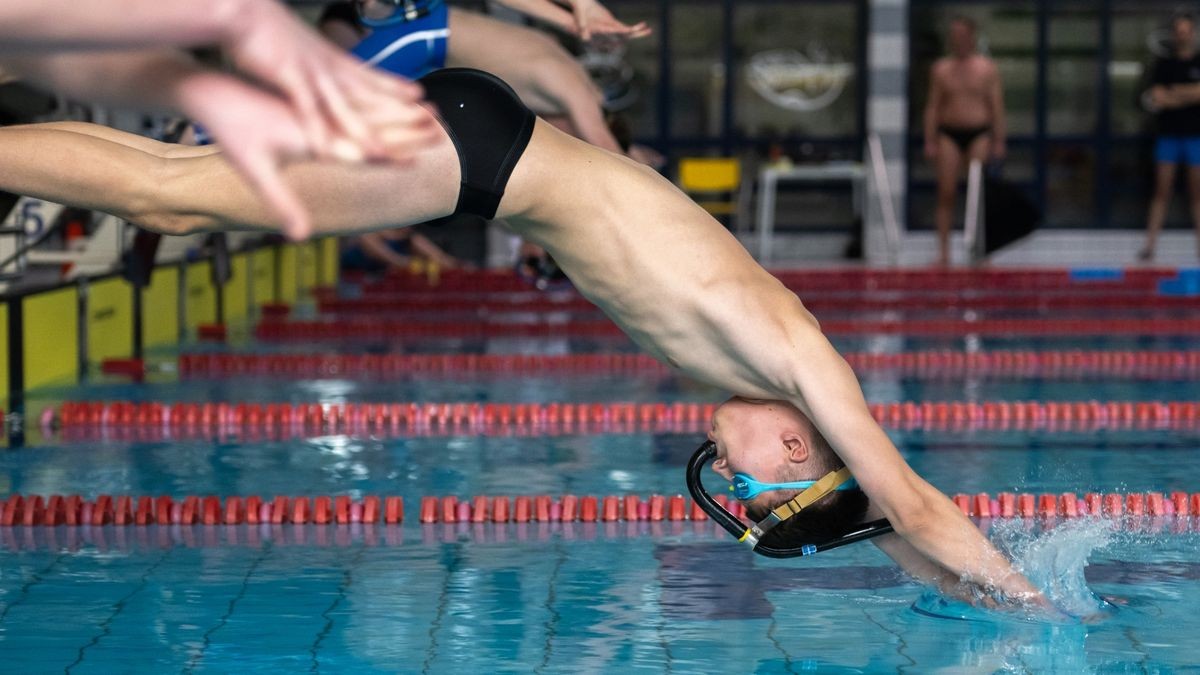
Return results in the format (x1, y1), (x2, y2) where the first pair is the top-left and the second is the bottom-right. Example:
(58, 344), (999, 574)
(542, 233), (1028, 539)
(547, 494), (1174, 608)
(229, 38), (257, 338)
(870, 524), (1056, 615)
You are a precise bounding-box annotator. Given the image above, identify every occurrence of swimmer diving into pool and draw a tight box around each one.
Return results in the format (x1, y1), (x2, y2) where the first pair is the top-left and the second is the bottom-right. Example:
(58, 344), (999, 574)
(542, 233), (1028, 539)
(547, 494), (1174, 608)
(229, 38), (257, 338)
(0, 68), (1050, 612)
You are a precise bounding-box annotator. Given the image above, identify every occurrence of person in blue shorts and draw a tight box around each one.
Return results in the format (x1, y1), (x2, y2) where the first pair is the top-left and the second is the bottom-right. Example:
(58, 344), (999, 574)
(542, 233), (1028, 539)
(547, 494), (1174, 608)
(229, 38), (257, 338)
(1141, 12), (1200, 261)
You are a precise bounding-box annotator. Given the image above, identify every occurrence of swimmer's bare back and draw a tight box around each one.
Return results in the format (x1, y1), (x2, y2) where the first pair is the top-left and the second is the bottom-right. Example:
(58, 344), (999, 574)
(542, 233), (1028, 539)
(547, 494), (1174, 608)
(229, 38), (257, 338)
(0, 75), (1041, 603)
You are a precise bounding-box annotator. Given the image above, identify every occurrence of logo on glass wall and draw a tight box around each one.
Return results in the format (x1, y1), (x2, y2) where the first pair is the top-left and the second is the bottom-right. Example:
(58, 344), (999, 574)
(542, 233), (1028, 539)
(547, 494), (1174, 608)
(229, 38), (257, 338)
(745, 46), (853, 112)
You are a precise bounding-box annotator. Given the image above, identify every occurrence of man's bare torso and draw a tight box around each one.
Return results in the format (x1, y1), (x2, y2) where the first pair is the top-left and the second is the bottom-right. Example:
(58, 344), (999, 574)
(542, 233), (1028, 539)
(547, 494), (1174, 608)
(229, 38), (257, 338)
(932, 55), (997, 128)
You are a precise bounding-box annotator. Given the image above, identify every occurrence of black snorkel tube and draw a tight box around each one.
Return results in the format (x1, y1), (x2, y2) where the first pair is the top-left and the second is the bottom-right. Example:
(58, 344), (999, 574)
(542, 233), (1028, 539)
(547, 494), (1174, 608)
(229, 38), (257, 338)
(686, 441), (894, 558)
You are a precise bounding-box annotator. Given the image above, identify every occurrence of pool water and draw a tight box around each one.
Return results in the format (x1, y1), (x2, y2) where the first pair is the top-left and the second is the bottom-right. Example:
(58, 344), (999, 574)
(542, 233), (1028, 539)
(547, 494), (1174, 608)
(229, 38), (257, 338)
(3, 280), (1200, 673)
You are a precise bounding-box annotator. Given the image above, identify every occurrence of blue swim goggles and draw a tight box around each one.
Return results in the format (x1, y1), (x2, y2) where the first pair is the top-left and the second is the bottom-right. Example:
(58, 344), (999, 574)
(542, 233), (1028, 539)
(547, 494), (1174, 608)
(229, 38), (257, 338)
(730, 473), (860, 501)
(357, 0), (444, 27)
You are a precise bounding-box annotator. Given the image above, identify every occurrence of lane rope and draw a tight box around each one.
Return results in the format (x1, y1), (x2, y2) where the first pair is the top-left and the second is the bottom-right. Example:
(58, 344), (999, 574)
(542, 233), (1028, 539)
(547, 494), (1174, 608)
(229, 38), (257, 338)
(177, 350), (1200, 380)
(2, 491), (1198, 527)
(345, 268), (1179, 293)
(47, 400), (1200, 438)
(254, 317), (1200, 339)
(316, 294), (1200, 315)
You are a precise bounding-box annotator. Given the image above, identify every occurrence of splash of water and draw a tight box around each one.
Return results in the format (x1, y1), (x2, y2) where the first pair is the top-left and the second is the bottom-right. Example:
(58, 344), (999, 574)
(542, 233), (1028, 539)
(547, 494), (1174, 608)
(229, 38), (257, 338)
(997, 518), (1114, 619)
(911, 518), (1114, 623)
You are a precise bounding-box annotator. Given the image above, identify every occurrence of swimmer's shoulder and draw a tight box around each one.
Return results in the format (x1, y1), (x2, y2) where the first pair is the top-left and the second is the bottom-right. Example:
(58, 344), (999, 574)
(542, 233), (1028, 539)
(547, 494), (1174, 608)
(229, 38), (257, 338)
(972, 54), (1001, 77)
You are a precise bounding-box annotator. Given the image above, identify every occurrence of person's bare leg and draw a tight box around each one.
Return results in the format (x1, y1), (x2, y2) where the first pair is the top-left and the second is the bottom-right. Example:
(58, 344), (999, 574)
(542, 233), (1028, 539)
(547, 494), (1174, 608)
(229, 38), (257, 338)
(1188, 165), (1200, 258)
(933, 134), (961, 267)
(33, 121), (220, 158)
(0, 123), (460, 235)
(1143, 162), (1178, 261)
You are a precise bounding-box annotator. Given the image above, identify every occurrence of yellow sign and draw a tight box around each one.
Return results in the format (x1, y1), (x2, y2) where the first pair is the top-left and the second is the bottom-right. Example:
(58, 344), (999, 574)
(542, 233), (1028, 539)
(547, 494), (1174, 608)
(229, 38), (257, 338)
(86, 277), (133, 364)
(23, 287), (78, 390)
(185, 261), (216, 331)
(142, 266), (179, 348)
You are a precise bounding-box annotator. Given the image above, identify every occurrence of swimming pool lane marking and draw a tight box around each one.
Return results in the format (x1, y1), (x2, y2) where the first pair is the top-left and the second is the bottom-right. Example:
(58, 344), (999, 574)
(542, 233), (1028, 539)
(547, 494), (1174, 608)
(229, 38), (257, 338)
(420, 543), (463, 675)
(307, 544), (369, 674)
(859, 606), (917, 671)
(0, 552), (66, 626)
(181, 544), (272, 675)
(533, 541), (568, 675)
(1122, 624), (1154, 668)
(765, 613), (798, 674)
(64, 548), (173, 674)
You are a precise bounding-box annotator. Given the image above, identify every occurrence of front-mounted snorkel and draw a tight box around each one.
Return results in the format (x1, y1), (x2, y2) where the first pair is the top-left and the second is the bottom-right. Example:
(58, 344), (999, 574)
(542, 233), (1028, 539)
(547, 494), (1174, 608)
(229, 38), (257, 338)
(357, 0), (444, 27)
(686, 441), (894, 558)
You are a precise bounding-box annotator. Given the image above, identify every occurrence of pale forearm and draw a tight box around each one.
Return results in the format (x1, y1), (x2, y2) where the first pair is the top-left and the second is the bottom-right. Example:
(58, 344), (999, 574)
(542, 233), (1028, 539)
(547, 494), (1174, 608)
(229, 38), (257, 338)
(532, 61), (621, 153)
(358, 233), (409, 267)
(5, 49), (212, 113)
(0, 0), (243, 52)
(409, 233), (457, 266)
(1169, 83), (1200, 106)
(491, 0), (577, 34)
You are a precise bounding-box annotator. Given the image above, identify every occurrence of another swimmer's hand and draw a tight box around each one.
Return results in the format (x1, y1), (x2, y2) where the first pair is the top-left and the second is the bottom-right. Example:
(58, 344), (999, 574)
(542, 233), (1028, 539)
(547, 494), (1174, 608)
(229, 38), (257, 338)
(1149, 86), (1176, 112)
(990, 139), (1007, 162)
(225, 0), (440, 164)
(628, 144), (666, 169)
(178, 72), (315, 240)
(567, 0), (652, 41)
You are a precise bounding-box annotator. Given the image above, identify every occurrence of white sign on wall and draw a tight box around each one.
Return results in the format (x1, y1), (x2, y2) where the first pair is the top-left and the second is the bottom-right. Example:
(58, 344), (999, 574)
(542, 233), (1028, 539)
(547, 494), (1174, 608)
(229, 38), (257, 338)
(745, 47), (853, 112)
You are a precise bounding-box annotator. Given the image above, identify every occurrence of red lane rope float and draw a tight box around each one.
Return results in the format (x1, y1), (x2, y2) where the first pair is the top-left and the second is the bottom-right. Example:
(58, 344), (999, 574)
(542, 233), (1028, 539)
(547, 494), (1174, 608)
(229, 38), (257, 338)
(4, 491), (1200, 528)
(317, 293), (1200, 315)
(349, 268), (1178, 294)
(179, 350), (1200, 380)
(47, 400), (1200, 439)
(254, 317), (1200, 340)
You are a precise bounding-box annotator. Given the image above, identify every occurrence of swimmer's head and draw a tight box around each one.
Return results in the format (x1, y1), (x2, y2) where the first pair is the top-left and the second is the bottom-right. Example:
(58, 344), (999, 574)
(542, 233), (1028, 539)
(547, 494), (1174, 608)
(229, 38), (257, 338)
(1173, 12), (1196, 55)
(318, 1), (368, 47)
(707, 397), (868, 548)
(947, 15), (978, 58)
(353, 0), (441, 27)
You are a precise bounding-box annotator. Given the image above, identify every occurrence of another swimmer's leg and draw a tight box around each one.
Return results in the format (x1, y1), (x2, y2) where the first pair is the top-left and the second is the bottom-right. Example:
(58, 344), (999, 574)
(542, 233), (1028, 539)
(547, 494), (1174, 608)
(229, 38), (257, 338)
(32, 121), (220, 158)
(0, 122), (463, 237)
(1142, 162), (1177, 261)
(0, 125), (169, 224)
(933, 134), (960, 267)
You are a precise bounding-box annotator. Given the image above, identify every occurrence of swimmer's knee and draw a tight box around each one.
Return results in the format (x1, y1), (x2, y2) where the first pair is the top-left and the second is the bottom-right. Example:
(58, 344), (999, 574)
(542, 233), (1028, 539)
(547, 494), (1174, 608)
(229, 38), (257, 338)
(132, 210), (206, 236)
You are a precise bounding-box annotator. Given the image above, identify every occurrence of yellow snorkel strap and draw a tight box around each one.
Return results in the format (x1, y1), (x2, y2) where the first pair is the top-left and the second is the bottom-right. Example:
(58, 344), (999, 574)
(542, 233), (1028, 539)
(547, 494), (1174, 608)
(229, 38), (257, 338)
(741, 466), (856, 549)
(771, 467), (854, 520)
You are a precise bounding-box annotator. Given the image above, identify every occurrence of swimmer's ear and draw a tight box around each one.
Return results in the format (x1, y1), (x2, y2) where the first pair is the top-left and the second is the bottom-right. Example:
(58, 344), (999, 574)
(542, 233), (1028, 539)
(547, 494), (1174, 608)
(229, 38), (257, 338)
(781, 432), (810, 463)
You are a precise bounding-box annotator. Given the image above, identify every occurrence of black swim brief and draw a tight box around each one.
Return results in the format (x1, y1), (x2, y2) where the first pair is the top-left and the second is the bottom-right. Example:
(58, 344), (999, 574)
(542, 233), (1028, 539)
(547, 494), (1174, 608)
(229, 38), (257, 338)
(418, 68), (537, 220)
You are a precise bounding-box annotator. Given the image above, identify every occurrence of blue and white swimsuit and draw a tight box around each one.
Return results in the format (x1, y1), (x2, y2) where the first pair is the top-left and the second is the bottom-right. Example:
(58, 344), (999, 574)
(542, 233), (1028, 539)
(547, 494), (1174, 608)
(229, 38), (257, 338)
(351, 2), (450, 79)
